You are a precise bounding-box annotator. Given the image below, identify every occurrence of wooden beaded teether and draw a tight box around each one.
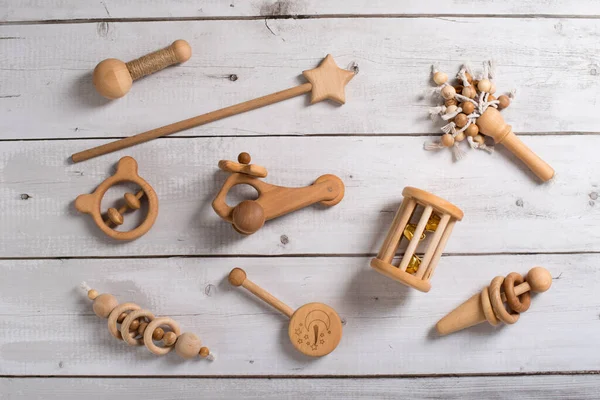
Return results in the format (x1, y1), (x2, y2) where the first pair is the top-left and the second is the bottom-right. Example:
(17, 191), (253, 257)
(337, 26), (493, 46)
(75, 156), (158, 240)
(93, 39), (191, 99)
(228, 268), (342, 357)
(436, 267), (552, 335)
(81, 282), (214, 360)
(213, 152), (344, 235)
(371, 187), (463, 292)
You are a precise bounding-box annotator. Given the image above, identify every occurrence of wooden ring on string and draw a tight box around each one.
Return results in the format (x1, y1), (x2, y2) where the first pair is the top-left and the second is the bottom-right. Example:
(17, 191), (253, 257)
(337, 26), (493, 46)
(107, 302), (141, 340)
(503, 272), (531, 313)
(489, 276), (519, 325)
(480, 286), (499, 326)
(143, 317), (181, 355)
(120, 309), (154, 346)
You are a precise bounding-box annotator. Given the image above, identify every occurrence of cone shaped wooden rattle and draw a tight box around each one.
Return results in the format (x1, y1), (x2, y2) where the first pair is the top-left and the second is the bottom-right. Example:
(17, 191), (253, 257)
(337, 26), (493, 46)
(93, 40), (192, 99)
(73, 54), (355, 162)
(228, 268), (343, 357)
(476, 108), (554, 182)
(436, 267), (552, 335)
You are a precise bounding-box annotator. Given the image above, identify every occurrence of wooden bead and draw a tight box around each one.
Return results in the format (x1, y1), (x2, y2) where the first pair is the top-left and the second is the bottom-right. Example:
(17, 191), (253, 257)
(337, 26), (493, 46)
(117, 312), (127, 323)
(232, 200), (265, 235)
(465, 124), (479, 137)
(444, 98), (457, 107)
(461, 86), (476, 99)
(163, 331), (178, 347)
(107, 207), (123, 226)
(175, 332), (202, 359)
(441, 134), (455, 147)
(152, 327), (164, 341)
(477, 79), (492, 93)
(199, 347), (210, 358)
(445, 105), (458, 115)
(92, 293), (118, 318)
(498, 95), (510, 109)
(228, 267), (247, 286)
(138, 321), (149, 336)
(129, 319), (140, 331)
(237, 152), (251, 164)
(455, 132), (465, 142)
(454, 113), (468, 128)
(473, 134), (485, 144)
(465, 72), (473, 84)
(489, 82), (496, 94)
(460, 102), (475, 115)
(87, 289), (99, 300)
(124, 192), (141, 210)
(526, 267), (553, 292)
(441, 85), (456, 100)
(433, 71), (448, 85)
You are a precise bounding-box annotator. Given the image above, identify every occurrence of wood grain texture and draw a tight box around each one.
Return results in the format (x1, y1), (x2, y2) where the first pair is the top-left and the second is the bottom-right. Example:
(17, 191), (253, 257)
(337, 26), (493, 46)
(2, 375), (600, 399)
(2, 0), (600, 21)
(1, 136), (598, 258)
(2, 18), (600, 139)
(0, 255), (597, 376)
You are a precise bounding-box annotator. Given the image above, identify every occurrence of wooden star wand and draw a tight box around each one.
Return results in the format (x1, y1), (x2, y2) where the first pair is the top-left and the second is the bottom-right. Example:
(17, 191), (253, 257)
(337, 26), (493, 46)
(71, 54), (355, 163)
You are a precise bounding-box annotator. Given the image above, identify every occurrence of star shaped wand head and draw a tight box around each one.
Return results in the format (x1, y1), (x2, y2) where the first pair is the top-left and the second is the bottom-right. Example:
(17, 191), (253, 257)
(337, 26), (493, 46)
(302, 54), (355, 105)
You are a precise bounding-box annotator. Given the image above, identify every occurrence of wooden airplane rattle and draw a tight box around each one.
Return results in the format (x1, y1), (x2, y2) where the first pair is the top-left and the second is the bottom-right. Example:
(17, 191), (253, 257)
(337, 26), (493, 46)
(228, 268), (343, 357)
(81, 282), (213, 360)
(93, 39), (191, 99)
(75, 156), (158, 240)
(212, 152), (344, 235)
(72, 54), (355, 162)
(436, 267), (552, 335)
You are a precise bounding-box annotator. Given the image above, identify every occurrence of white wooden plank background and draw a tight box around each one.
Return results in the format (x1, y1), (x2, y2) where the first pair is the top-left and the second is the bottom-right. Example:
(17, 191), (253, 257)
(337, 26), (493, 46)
(1, 255), (597, 376)
(2, 0), (600, 21)
(1, 18), (600, 140)
(2, 375), (600, 399)
(1, 0), (599, 398)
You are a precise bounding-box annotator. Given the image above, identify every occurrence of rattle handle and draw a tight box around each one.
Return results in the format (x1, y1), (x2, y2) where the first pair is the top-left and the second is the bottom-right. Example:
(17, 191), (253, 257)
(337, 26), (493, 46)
(500, 131), (555, 182)
(241, 279), (295, 318)
(126, 40), (190, 81)
(71, 83), (313, 163)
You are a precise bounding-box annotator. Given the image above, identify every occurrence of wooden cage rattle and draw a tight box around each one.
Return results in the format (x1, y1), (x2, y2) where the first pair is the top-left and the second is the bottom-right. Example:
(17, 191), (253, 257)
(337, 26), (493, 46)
(228, 268), (343, 357)
(213, 152), (344, 235)
(370, 187), (463, 292)
(436, 267), (552, 335)
(81, 283), (214, 360)
(93, 39), (191, 99)
(75, 156), (158, 240)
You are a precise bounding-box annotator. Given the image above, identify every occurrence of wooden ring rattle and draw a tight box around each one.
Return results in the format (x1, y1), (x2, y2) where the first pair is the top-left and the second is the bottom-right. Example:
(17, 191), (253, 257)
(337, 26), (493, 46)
(213, 152), (344, 235)
(93, 40), (191, 99)
(75, 156), (158, 241)
(82, 283), (213, 360)
(228, 268), (343, 357)
(436, 267), (552, 335)
(371, 187), (463, 292)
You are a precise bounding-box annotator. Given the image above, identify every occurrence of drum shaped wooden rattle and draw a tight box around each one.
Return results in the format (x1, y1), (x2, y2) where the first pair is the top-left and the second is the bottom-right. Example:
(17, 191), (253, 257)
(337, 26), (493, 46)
(75, 156), (158, 240)
(229, 268), (343, 357)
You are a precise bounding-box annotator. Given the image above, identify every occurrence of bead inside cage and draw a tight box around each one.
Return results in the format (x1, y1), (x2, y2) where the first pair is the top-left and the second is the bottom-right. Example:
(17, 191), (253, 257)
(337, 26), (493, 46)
(370, 187), (463, 292)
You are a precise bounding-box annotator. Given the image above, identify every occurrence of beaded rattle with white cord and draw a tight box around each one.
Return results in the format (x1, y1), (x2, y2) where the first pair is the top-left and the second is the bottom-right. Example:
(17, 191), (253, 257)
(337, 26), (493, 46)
(80, 282), (214, 361)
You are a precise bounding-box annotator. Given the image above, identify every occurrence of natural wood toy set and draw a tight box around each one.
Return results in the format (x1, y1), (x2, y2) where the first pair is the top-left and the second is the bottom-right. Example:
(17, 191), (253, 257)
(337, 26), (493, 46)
(72, 43), (555, 361)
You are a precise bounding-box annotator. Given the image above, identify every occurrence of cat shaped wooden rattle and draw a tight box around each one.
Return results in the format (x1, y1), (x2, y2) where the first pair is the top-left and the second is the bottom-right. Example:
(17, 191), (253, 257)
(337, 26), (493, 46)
(213, 152), (344, 234)
(436, 267), (552, 335)
(75, 156), (158, 240)
(229, 268), (343, 357)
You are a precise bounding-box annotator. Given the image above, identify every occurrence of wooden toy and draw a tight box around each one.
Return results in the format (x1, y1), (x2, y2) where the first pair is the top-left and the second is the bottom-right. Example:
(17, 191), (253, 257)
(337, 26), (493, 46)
(228, 268), (342, 357)
(436, 267), (552, 335)
(75, 156), (158, 240)
(72, 54), (356, 162)
(93, 39), (191, 99)
(426, 61), (554, 182)
(81, 282), (214, 360)
(371, 187), (463, 292)
(213, 152), (344, 235)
